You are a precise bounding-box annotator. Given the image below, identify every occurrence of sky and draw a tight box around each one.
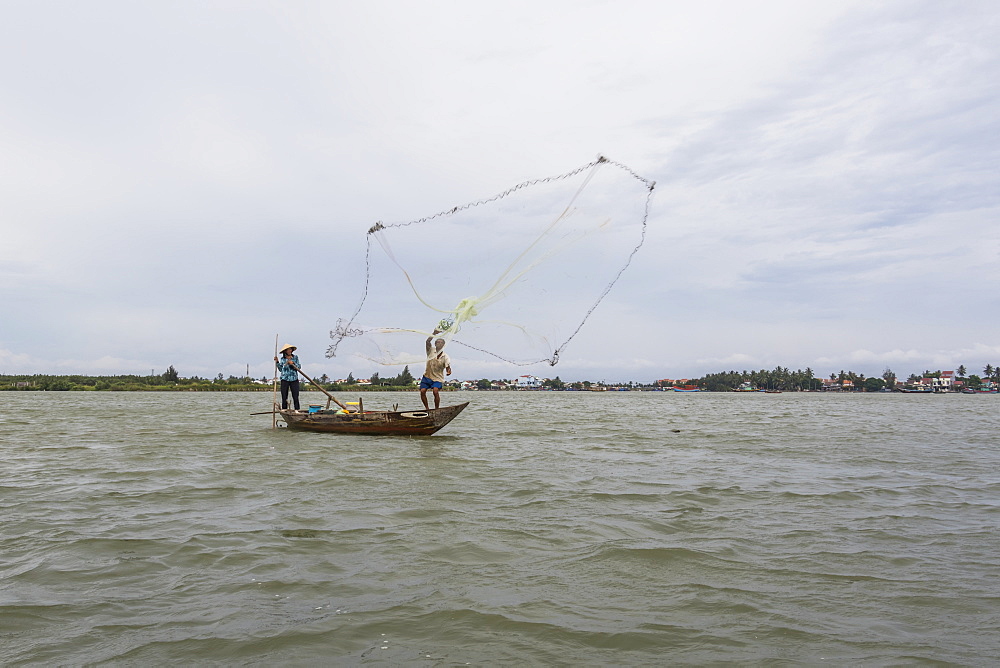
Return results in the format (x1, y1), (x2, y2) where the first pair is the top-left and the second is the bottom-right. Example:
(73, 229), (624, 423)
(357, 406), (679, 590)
(2, 0), (999, 383)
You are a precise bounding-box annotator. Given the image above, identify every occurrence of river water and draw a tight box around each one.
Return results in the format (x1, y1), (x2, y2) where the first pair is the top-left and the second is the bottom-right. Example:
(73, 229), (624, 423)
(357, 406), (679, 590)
(2, 390), (998, 665)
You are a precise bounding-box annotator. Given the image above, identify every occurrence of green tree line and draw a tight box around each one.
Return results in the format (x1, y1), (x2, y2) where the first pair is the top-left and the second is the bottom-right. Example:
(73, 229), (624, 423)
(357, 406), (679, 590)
(5, 363), (999, 393)
(1, 368), (273, 392)
(691, 367), (825, 392)
(1, 365), (429, 392)
(689, 364), (1000, 391)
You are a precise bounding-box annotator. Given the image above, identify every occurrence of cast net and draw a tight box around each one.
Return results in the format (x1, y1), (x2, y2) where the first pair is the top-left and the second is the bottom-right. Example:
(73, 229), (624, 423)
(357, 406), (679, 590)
(327, 156), (655, 371)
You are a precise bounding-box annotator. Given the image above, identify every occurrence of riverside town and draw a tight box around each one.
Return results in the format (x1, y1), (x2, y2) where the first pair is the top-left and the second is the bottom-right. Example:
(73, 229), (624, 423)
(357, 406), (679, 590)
(3, 366), (999, 394)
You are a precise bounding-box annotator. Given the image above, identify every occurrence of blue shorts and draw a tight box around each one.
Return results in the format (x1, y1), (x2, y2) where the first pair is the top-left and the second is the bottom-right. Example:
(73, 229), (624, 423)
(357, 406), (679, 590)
(419, 376), (442, 390)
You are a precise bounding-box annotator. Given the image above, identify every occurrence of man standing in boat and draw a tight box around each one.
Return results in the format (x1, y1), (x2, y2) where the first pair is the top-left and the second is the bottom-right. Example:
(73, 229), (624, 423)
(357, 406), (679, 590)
(274, 344), (302, 411)
(420, 329), (452, 410)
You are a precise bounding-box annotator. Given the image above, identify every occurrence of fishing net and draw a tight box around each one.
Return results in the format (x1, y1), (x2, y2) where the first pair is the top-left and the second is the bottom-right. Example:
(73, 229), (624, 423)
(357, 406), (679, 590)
(327, 156), (655, 370)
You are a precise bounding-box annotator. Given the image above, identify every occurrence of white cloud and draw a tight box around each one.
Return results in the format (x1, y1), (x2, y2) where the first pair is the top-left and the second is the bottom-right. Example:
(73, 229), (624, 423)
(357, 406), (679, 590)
(695, 353), (761, 370)
(0, 347), (32, 370)
(1, 0), (998, 383)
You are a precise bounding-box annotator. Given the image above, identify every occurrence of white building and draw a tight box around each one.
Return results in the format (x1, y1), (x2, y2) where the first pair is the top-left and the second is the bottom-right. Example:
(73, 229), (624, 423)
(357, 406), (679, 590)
(931, 371), (955, 392)
(516, 375), (543, 388)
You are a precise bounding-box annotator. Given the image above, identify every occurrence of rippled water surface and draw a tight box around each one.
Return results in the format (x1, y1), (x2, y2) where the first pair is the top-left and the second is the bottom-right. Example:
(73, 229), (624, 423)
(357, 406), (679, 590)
(2, 390), (999, 665)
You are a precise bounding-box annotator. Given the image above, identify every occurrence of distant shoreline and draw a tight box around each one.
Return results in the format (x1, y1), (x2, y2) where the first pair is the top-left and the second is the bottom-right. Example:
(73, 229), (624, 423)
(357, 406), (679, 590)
(4, 368), (996, 393)
(3, 385), (993, 394)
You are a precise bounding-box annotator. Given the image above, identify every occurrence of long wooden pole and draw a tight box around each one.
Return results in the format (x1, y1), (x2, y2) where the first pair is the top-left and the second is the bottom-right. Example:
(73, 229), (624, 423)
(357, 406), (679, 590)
(271, 335), (279, 428)
(294, 365), (349, 410)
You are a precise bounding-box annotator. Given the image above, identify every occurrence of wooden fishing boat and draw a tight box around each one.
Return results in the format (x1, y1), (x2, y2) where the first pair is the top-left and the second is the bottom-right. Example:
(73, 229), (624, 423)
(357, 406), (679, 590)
(278, 402), (470, 435)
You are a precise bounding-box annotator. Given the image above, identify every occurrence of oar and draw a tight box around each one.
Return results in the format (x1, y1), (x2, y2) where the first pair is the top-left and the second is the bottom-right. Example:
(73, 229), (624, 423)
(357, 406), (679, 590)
(271, 334), (279, 428)
(293, 365), (349, 410)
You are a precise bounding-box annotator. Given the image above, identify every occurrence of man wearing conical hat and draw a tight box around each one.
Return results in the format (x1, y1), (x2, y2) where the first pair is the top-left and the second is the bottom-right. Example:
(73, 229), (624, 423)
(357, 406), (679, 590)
(274, 344), (301, 410)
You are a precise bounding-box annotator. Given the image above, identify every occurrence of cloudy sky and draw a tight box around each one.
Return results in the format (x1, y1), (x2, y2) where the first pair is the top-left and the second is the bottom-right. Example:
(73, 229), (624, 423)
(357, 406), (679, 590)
(2, 0), (998, 383)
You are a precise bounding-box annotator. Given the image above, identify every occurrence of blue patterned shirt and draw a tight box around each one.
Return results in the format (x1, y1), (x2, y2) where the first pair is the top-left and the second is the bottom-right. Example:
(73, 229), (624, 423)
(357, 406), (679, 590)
(276, 354), (300, 382)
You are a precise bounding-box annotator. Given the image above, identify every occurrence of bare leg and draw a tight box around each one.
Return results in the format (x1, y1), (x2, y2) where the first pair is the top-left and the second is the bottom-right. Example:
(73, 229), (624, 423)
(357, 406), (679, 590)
(420, 388), (429, 410)
(432, 387), (441, 409)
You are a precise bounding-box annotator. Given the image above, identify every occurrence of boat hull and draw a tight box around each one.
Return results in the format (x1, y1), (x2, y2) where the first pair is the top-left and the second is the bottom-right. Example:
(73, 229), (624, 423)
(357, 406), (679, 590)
(279, 402), (469, 435)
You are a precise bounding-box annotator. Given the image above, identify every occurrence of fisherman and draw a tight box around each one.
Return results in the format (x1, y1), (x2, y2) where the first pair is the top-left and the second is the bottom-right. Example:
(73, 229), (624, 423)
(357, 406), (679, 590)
(274, 344), (301, 410)
(419, 329), (452, 410)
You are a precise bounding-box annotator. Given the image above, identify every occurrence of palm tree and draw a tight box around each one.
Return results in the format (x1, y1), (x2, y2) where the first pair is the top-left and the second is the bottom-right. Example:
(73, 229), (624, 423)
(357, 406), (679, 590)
(957, 365), (967, 378)
(985, 364), (994, 379)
